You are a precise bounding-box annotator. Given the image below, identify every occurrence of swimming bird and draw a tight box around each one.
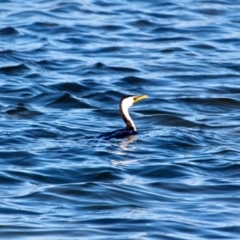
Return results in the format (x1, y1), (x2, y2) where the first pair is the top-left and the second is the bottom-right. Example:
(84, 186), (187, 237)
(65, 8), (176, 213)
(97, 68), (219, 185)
(98, 95), (148, 140)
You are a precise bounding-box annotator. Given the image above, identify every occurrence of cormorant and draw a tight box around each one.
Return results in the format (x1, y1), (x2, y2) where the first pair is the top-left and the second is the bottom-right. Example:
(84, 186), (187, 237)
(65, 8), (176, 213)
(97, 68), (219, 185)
(98, 95), (148, 140)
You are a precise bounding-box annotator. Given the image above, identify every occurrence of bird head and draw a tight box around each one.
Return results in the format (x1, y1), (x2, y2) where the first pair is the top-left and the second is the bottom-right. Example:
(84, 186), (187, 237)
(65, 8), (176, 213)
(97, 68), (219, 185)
(121, 95), (148, 110)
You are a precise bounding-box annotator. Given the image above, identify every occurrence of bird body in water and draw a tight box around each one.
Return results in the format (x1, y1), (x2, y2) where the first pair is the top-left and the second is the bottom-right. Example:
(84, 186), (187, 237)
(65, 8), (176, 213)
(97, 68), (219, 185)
(98, 95), (148, 140)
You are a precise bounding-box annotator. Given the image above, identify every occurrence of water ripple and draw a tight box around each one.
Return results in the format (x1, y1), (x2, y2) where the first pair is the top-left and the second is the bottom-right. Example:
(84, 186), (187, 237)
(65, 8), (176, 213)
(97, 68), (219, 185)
(1, 0), (240, 239)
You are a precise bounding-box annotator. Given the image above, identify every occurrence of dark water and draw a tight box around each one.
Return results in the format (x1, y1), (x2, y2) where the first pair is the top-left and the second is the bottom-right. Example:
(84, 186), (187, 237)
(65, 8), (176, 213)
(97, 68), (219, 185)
(1, 0), (240, 239)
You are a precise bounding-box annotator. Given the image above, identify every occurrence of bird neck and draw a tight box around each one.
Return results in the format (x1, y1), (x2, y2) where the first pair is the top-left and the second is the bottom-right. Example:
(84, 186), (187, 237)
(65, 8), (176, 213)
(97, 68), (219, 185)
(120, 104), (136, 131)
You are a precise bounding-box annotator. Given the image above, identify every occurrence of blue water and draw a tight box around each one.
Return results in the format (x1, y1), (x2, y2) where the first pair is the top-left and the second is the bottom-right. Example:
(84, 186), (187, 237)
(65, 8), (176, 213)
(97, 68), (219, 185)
(1, 0), (240, 239)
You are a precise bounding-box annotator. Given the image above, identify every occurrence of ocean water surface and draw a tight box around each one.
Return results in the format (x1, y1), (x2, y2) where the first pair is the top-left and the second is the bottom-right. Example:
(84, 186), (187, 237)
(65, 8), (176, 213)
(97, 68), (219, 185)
(1, 0), (240, 239)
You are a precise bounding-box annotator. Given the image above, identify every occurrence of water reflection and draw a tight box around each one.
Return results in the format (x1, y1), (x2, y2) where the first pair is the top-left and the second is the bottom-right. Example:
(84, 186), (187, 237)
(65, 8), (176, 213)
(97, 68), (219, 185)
(119, 135), (137, 151)
(111, 135), (138, 165)
(111, 134), (137, 154)
(111, 158), (138, 166)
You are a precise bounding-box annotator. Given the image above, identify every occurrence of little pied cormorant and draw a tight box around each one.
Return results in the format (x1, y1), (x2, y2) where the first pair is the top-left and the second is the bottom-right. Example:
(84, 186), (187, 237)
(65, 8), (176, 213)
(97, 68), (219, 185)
(98, 95), (148, 140)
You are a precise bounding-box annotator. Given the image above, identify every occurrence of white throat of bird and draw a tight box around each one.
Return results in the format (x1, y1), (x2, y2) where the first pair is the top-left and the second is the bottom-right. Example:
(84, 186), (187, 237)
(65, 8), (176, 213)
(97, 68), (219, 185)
(121, 97), (136, 131)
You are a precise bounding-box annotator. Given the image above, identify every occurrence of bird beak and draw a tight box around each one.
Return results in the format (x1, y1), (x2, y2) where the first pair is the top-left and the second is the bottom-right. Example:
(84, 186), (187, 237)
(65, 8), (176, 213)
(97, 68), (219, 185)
(134, 95), (148, 104)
